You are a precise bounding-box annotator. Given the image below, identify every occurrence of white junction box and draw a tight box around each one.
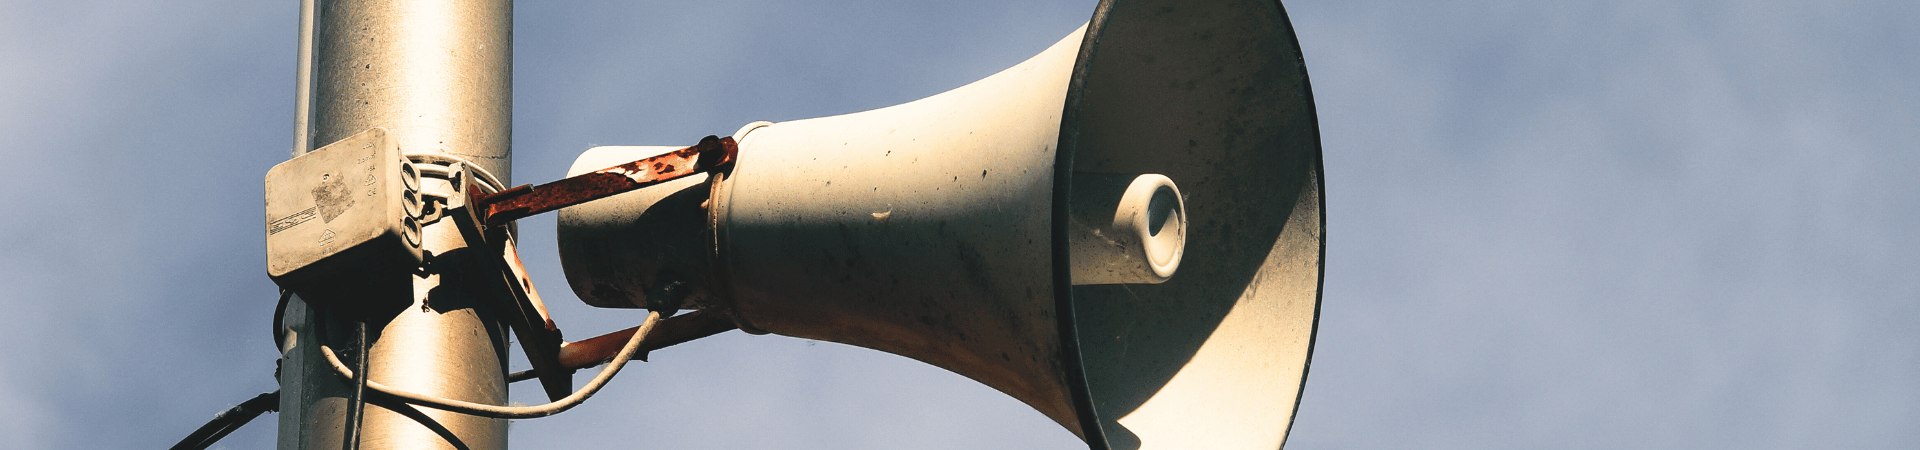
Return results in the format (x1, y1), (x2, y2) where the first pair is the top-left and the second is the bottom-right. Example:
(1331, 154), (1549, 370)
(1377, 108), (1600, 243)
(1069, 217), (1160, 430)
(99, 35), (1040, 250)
(264, 128), (424, 308)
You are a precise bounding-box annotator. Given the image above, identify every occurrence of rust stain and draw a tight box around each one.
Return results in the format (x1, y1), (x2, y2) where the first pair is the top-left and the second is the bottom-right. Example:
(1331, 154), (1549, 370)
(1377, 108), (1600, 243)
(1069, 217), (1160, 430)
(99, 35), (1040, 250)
(473, 135), (737, 226)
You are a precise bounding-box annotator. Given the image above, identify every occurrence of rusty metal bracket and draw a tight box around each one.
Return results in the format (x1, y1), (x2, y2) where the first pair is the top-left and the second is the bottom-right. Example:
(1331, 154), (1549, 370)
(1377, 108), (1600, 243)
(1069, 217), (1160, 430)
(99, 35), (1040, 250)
(559, 309), (737, 367)
(444, 197), (570, 402)
(502, 302), (741, 384)
(436, 135), (739, 402)
(472, 135), (737, 227)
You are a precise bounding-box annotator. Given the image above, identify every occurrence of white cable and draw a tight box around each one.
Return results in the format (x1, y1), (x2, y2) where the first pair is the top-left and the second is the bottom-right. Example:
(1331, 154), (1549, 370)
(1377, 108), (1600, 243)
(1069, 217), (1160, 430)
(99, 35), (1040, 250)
(404, 152), (508, 194)
(318, 311), (661, 419)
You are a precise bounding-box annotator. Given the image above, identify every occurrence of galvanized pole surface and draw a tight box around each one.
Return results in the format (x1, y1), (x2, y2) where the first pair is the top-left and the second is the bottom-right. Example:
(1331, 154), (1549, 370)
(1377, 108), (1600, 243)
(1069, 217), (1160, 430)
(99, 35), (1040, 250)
(278, 0), (514, 449)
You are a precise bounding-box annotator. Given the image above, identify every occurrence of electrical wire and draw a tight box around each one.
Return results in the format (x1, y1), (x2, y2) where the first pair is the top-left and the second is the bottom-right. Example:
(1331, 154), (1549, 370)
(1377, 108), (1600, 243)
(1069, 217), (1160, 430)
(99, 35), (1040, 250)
(343, 319), (369, 450)
(273, 289), (291, 352)
(169, 391), (280, 450)
(319, 310), (662, 419)
(404, 152), (506, 195)
(173, 289), (295, 450)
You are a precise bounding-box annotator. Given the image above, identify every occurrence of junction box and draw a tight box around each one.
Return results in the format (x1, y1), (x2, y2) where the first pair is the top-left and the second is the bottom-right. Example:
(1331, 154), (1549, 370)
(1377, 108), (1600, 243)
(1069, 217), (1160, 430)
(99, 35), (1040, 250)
(265, 128), (424, 311)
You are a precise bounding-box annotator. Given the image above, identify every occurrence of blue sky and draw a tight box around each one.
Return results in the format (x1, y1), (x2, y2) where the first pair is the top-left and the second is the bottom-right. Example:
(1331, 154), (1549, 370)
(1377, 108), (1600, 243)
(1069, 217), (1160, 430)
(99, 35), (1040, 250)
(2, 0), (1916, 449)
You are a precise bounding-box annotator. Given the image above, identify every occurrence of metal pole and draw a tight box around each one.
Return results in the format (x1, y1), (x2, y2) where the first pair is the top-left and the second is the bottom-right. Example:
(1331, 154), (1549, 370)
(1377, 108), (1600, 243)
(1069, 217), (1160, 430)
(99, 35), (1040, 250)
(278, 0), (514, 449)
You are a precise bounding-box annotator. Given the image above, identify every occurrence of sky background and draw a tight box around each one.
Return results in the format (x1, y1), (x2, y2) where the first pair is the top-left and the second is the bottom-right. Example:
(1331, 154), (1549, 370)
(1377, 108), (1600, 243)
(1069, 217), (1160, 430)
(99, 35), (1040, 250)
(1, 0), (1916, 449)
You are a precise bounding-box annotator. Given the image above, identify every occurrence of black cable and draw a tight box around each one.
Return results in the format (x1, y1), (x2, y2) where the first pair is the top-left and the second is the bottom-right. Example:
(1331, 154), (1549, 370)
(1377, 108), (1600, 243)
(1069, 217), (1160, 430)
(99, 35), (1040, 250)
(173, 289), (292, 450)
(343, 318), (369, 450)
(169, 391), (280, 450)
(273, 289), (291, 351)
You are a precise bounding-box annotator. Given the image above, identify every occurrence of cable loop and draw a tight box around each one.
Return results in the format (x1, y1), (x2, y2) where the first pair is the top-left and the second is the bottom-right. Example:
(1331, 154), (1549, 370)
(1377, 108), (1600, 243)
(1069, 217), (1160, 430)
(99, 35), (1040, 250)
(318, 311), (662, 419)
(404, 152), (507, 195)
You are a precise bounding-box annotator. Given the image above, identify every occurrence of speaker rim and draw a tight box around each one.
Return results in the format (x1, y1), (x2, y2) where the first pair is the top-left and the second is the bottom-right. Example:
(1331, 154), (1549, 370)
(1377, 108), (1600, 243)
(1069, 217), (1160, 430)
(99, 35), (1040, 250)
(1049, 0), (1329, 447)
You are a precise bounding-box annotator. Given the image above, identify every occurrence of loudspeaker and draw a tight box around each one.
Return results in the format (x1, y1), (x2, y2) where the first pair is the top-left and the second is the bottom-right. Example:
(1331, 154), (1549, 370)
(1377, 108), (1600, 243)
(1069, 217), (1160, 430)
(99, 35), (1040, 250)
(557, 0), (1322, 448)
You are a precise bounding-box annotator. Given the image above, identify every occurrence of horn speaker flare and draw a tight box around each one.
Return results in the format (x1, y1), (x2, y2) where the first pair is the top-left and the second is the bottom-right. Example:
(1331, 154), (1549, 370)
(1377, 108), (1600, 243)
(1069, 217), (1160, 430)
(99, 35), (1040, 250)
(557, 0), (1323, 448)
